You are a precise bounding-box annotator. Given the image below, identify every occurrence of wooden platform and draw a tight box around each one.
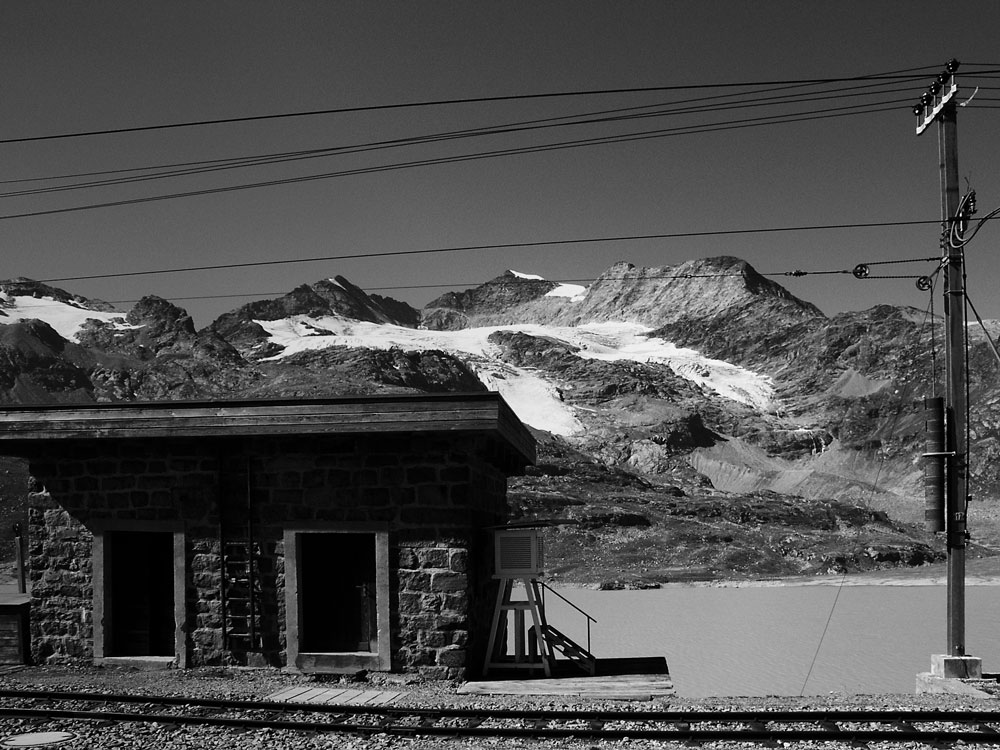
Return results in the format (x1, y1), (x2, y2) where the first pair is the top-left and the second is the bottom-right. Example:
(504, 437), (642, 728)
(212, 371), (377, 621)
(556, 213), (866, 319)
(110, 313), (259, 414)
(460, 657), (674, 700)
(263, 686), (404, 705)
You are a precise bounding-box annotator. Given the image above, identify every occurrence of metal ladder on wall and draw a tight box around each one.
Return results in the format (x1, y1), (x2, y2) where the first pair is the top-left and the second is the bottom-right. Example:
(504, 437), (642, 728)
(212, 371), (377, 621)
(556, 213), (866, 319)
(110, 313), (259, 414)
(220, 539), (262, 652)
(219, 457), (262, 653)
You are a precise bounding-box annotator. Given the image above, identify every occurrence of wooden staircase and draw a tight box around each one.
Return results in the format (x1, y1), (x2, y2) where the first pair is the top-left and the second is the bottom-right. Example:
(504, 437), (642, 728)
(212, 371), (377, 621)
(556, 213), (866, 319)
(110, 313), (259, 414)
(534, 623), (596, 676)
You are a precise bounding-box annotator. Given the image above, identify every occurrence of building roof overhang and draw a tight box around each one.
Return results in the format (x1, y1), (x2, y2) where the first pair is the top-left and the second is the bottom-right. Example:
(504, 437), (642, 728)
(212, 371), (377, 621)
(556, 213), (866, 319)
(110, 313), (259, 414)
(0, 392), (536, 470)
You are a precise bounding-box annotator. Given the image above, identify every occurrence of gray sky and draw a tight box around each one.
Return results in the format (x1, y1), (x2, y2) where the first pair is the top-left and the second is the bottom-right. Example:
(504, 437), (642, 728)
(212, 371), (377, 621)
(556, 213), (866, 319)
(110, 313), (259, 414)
(3, 1), (1000, 326)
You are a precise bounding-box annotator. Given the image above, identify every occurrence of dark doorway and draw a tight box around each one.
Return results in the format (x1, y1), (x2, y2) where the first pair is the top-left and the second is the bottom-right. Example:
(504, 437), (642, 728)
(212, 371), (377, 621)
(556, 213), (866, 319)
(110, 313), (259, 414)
(299, 533), (377, 653)
(108, 531), (175, 656)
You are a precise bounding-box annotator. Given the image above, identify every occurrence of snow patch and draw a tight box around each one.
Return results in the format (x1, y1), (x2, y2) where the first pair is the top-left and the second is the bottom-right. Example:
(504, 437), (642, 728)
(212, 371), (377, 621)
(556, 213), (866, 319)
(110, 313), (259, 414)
(509, 271), (587, 301)
(257, 315), (583, 435)
(476, 364), (581, 436)
(255, 317), (776, 433)
(0, 294), (130, 341)
(545, 283), (587, 301)
(829, 368), (890, 398)
(561, 322), (775, 411)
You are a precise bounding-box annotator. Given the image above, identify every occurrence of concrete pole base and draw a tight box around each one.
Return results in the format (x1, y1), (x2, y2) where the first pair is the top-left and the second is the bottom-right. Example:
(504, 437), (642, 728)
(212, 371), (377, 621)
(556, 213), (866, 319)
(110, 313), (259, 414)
(931, 654), (982, 678)
(916, 655), (987, 695)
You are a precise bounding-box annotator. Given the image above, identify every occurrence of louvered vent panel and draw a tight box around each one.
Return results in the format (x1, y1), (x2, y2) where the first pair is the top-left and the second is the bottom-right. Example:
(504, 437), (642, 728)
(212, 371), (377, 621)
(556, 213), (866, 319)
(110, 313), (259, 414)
(494, 530), (543, 577)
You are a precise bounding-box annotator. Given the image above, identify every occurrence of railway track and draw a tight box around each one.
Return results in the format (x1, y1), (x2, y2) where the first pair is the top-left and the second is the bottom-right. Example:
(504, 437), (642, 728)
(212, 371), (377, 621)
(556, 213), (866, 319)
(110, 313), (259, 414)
(4, 688), (1000, 744)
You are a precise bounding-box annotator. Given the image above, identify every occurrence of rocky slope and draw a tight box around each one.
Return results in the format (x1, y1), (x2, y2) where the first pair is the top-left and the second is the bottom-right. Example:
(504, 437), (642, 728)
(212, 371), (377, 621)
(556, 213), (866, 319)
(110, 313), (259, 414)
(210, 275), (419, 357)
(0, 258), (986, 584)
(505, 431), (947, 588)
(423, 257), (824, 332)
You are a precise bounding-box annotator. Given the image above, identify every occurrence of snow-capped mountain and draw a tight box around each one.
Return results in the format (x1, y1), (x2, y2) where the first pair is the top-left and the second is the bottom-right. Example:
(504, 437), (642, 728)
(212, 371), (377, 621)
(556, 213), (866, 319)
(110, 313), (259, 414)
(0, 280), (127, 339)
(0, 258), (987, 583)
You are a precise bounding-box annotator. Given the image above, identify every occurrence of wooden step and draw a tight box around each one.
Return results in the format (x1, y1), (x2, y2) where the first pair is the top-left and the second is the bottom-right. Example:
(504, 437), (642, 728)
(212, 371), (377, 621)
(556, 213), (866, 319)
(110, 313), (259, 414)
(539, 625), (596, 676)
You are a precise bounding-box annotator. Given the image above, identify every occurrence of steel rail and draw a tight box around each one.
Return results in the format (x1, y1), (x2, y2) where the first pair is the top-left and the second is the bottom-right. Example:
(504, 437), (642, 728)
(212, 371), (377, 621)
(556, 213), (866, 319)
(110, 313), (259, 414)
(4, 689), (1000, 743)
(6, 688), (1000, 723)
(6, 705), (1000, 743)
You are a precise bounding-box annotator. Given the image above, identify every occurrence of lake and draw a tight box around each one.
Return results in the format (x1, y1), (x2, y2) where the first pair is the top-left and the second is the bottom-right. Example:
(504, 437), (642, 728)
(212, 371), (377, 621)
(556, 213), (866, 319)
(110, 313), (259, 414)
(542, 583), (1000, 697)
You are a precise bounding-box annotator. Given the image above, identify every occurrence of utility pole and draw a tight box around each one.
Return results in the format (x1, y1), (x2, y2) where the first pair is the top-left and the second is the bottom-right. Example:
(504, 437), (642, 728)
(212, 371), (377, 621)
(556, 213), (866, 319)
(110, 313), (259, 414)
(914, 60), (980, 681)
(937, 96), (967, 658)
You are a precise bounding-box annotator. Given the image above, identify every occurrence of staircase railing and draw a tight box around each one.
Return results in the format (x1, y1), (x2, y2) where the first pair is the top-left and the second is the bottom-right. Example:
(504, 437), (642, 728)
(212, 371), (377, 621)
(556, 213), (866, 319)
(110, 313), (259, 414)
(538, 580), (596, 654)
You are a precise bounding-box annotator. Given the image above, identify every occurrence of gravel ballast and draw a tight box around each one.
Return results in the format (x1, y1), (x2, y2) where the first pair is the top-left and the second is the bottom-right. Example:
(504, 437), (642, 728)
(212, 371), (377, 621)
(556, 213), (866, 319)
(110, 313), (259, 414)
(0, 665), (999, 749)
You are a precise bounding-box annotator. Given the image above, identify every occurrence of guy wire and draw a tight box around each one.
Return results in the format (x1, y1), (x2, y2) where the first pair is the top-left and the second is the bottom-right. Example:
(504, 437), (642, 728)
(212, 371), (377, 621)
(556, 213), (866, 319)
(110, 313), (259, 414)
(800, 288), (940, 695)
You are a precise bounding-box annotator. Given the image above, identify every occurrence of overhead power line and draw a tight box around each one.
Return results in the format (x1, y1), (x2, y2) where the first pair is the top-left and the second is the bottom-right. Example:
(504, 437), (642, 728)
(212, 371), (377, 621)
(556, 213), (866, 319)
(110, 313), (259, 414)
(99, 256), (942, 306)
(40, 222), (942, 284)
(4, 74), (927, 184)
(102, 258), (943, 309)
(0, 67), (958, 145)
(5, 64), (994, 220)
(0, 98), (912, 221)
(0, 78), (924, 197)
(107, 265), (939, 306)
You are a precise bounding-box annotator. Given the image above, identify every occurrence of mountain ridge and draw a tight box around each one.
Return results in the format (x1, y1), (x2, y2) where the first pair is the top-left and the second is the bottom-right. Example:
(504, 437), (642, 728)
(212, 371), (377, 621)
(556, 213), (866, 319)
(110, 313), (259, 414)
(0, 258), (985, 585)
(420, 257), (825, 333)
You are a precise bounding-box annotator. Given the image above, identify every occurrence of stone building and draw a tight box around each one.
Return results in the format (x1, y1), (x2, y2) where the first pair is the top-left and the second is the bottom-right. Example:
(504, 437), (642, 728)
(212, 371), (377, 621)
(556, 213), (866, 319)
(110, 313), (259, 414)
(0, 393), (534, 679)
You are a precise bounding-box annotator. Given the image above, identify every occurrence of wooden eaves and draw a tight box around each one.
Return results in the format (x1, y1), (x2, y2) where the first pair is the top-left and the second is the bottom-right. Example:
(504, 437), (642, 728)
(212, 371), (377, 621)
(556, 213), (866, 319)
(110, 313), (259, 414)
(0, 392), (536, 469)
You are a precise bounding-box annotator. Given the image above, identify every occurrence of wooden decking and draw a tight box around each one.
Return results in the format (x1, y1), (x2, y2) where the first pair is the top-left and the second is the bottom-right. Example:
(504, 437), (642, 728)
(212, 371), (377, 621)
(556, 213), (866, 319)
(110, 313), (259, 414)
(263, 686), (404, 705)
(460, 656), (674, 700)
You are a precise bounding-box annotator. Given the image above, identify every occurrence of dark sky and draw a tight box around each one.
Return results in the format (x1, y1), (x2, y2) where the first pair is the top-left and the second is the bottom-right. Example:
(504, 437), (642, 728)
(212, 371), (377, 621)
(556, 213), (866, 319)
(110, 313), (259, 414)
(3, 1), (1000, 326)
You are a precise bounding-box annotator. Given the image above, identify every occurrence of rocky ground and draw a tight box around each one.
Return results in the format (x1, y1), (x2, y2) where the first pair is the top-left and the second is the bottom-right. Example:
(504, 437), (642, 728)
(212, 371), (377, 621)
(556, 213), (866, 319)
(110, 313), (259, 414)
(0, 665), (998, 749)
(508, 431), (966, 589)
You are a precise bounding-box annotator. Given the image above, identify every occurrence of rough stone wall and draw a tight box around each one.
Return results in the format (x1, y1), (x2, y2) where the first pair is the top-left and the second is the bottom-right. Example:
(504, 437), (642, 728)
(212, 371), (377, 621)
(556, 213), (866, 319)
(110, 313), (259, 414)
(26, 490), (94, 663)
(24, 432), (511, 678)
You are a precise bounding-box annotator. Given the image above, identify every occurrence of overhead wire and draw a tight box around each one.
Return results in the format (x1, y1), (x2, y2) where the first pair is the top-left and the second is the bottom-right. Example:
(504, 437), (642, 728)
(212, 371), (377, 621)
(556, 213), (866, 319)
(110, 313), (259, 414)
(96, 254), (939, 306)
(3, 65), (983, 206)
(0, 75), (930, 175)
(0, 88), (920, 205)
(0, 92), (919, 199)
(0, 99), (917, 221)
(800, 258), (954, 696)
(0, 65), (961, 146)
(799, 275), (942, 695)
(0, 82), (926, 199)
(952, 205), (1000, 248)
(2, 64), (991, 224)
(0, 75), (928, 189)
(37, 228), (942, 284)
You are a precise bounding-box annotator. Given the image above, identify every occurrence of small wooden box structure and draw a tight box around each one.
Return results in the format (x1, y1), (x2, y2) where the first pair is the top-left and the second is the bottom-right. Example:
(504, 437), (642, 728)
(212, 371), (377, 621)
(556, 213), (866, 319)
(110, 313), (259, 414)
(0, 596), (31, 664)
(494, 528), (544, 578)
